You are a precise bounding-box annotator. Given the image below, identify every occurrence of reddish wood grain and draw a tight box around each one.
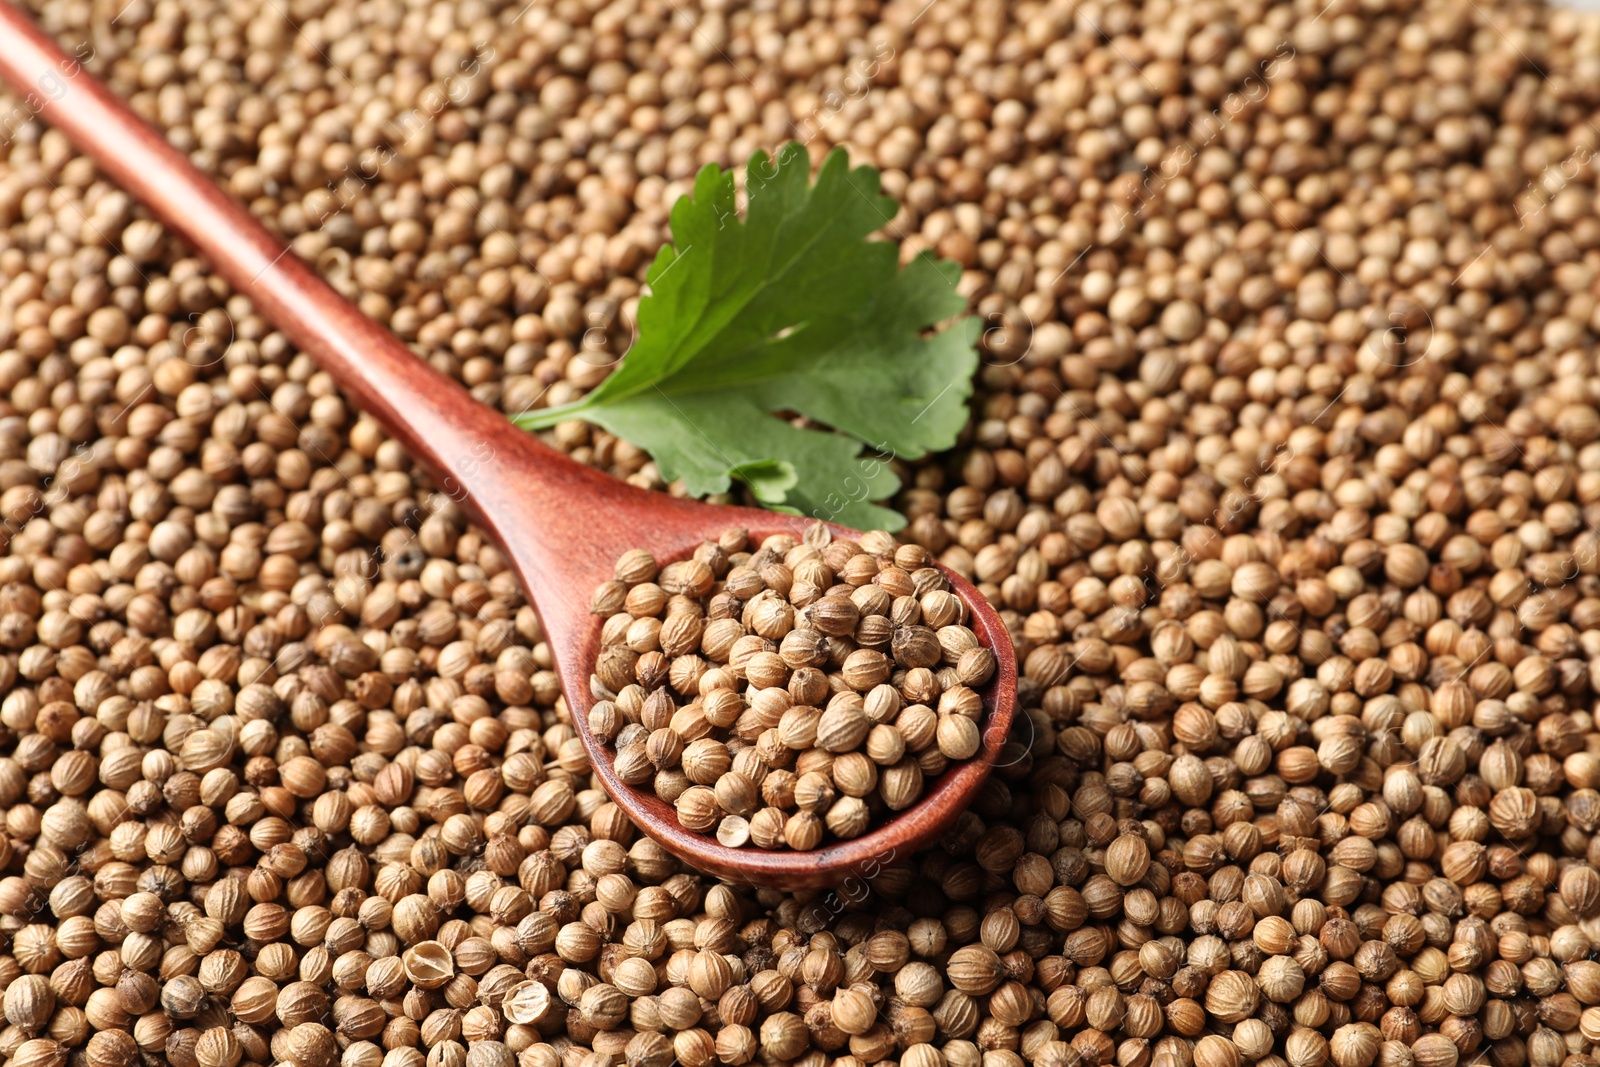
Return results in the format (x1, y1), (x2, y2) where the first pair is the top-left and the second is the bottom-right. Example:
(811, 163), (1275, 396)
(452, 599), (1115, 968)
(0, 2), (1018, 888)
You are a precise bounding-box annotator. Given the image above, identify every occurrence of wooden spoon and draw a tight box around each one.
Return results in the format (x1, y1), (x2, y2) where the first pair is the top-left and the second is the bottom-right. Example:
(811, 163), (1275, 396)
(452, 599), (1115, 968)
(0, 5), (1017, 888)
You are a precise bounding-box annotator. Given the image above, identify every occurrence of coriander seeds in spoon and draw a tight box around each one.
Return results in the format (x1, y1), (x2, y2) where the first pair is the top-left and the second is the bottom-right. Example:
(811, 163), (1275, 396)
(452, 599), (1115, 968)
(0, 4), (1016, 887)
(588, 525), (1001, 854)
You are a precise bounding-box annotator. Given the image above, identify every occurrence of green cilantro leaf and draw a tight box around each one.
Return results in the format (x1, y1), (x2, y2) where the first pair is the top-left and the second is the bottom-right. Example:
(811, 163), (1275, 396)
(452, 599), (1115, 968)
(513, 143), (978, 531)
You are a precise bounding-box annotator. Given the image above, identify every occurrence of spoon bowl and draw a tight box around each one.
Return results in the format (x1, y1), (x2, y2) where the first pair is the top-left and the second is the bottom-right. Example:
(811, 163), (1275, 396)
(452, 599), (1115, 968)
(0, 5), (1017, 887)
(565, 527), (1017, 888)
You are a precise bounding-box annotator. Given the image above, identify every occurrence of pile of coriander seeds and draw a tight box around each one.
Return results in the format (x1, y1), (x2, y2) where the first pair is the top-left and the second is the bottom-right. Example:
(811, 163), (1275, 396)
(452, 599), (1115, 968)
(587, 525), (996, 850)
(9, 2), (1600, 1067)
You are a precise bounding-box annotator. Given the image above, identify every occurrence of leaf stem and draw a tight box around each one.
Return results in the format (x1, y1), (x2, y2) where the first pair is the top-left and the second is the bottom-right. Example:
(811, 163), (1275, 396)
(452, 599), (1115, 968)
(512, 400), (590, 430)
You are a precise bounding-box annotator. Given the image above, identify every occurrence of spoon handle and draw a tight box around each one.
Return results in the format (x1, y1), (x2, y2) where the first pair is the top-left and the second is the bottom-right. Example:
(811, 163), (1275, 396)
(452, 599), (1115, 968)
(0, 1), (665, 605)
